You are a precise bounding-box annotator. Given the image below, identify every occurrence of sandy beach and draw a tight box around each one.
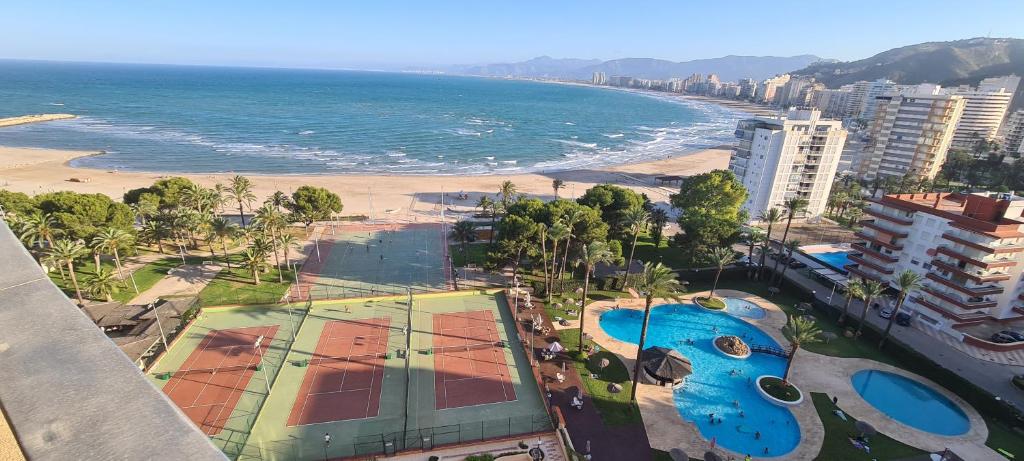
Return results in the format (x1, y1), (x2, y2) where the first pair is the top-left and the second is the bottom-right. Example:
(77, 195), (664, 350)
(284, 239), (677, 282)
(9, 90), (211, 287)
(0, 145), (729, 221)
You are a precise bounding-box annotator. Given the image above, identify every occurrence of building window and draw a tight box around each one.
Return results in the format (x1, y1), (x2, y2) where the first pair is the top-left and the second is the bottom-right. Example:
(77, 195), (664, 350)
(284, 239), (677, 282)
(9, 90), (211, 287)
(922, 263), (932, 270)
(911, 259), (920, 266)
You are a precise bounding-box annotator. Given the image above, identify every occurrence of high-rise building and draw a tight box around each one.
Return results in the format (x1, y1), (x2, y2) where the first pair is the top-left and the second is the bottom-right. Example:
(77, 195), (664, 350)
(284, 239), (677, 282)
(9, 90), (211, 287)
(729, 109), (847, 221)
(947, 75), (1021, 150)
(592, 72), (607, 85)
(811, 88), (852, 119)
(1002, 110), (1024, 157)
(757, 74), (790, 105)
(777, 76), (814, 107)
(849, 191), (1024, 331)
(738, 78), (758, 99)
(857, 79), (898, 121)
(856, 86), (965, 181)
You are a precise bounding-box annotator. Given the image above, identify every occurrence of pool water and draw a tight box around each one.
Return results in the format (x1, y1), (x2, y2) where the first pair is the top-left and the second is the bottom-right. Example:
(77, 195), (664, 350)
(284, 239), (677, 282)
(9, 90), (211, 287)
(600, 304), (800, 456)
(724, 298), (766, 320)
(807, 251), (852, 273)
(851, 370), (970, 436)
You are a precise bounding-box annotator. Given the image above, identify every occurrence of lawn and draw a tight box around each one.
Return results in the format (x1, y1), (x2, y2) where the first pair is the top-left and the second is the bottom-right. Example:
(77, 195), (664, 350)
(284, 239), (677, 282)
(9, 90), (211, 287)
(810, 392), (926, 460)
(557, 327), (641, 427)
(631, 235), (689, 270)
(48, 255), (188, 304)
(196, 253), (293, 306)
(449, 242), (488, 267)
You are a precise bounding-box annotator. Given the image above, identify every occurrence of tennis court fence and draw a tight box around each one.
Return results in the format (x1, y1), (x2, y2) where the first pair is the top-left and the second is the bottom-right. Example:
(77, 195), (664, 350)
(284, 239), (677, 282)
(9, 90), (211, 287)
(292, 281), (450, 302)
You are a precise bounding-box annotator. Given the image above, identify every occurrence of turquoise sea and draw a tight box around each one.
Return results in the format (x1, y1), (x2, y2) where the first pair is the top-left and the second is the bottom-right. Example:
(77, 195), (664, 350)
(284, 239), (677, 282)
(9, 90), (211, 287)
(0, 60), (743, 175)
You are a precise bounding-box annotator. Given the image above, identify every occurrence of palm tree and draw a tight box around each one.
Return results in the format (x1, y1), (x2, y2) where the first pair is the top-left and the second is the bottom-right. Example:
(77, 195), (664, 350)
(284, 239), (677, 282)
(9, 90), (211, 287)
(855, 279), (886, 338)
(92, 227), (134, 284)
(449, 220), (479, 266)
(546, 222), (570, 300)
(648, 208), (669, 246)
(141, 220), (166, 254)
(838, 279), (865, 324)
(771, 199), (807, 283)
(50, 239), (87, 306)
(630, 262), (684, 402)
(254, 204), (287, 282)
(241, 248), (266, 285)
(86, 267), (120, 302)
(209, 217), (237, 269)
(498, 180), (517, 212)
(476, 196), (497, 244)
(537, 223), (550, 297)
(706, 246), (737, 299)
(782, 315), (822, 383)
(758, 208), (783, 280)
(879, 270), (923, 348)
(776, 239), (801, 287)
(277, 233), (300, 281)
(575, 241), (614, 352)
(552, 179), (565, 199)
(228, 175), (256, 227)
(745, 228), (765, 277)
(17, 211), (60, 249)
(266, 190), (290, 212)
(620, 207), (650, 288)
(559, 209), (586, 281)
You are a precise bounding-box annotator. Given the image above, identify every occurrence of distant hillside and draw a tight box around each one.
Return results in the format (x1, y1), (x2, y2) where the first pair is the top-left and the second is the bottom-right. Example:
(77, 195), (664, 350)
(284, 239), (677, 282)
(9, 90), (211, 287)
(444, 54), (828, 82)
(792, 37), (1024, 109)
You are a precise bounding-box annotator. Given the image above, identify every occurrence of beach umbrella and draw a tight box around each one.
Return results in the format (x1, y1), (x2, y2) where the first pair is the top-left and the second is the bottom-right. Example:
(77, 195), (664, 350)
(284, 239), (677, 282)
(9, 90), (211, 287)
(668, 448), (688, 461)
(548, 341), (565, 353)
(641, 346), (692, 384)
(855, 420), (877, 437)
(607, 383), (622, 393)
(819, 331), (838, 343)
(598, 357), (610, 370)
(703, 451), (723, 461)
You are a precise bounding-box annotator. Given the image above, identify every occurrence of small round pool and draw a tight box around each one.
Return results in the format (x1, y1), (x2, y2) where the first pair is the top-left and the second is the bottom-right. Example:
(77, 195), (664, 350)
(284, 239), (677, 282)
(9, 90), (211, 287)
(851, 370), (970, 436)
(724, 298), (766, 319)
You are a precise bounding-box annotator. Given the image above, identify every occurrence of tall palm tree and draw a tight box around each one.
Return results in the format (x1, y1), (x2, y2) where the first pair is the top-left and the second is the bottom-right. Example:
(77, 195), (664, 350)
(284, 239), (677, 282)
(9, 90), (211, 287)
(277, 233), (300, 280)
(537, 223), (550, 297)
(17, 211), (60, 249)
(706, 246), (738, 299)
(879, 270), (923, 348)
(758, 208), (783, 280)
(782, 315), (822, 383)
(449, 220), (479, 266)
(476, 196), (497, 244)
(266, 190), (290, 212)
(559, 209), (585, 281)
(838, 279), (865, 324)
(50, 239), (87, 306)
(241, 248), (265, 285)
(552, 179), (565, 199)
(856, 279), (886, 338)
(546, 222), (570, 300)
(776, 239), (801, 287)
(745, 228), (765, 277)
(771, 198), (807, 283)
(141, 220), (166, 254)
(209, 217), (237, 269)
(620, 206), (650, 288)
(498, 180), (518, 212)
(92, 227), (133, 284)
(86, 267), (120, 302)
(647, 208), (669, 246)
(630, 262), (684, 402)
(575, 241), (614, 352)
(254, 204), (287, 282)
(227, 175), (256, 227)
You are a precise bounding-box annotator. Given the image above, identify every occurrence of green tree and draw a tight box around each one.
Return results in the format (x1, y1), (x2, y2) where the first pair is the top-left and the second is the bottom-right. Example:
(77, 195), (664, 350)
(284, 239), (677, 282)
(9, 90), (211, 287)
(210, 217), (238, 269)
(879, 270), (923, 349)
(17, 211), (60, 249)
(620, 206), (650, 287)
(498, 180), (518, 212)
(545, 222), (570, 301)
(856, 279), (886, 338)
(289, 185), (343, 227)
(86, 267), (120, 302)
(241, 248), (266, 285)
(839, 279), (865, 325)
(92, 227), (134, 285)
(630, 262), (684, 401)
(450, 220), (479, 266)
(706, 246), (738, 298)
(0, 190), (37, 217)
(266, 190), (291, 212)
(277, 233), (300, 281)
(575, 241), (614, 352)
(552, 179), (565, 199)
(228, 175), (256, 227)
(35, 191), (133, 241)
(782, 315), (821, 383)
(745, 227), (764, 276)
(477, 196), (497, 244)
(647, 208), (668, 246)
(124, 176), (196, 208)
(578, 184), (644, 236)
(758, 208), (783, 280)
(49, 239), (87, 306)
(254, 204), (288, 282)
(670, 170), (748, 264)
(776, 239), (801, 287)
(771, 198), (807, 284)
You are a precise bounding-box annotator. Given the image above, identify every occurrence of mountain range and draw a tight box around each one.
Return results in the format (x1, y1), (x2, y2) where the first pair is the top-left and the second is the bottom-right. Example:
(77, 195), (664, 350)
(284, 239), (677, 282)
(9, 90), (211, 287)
(435, 54), (828, 82)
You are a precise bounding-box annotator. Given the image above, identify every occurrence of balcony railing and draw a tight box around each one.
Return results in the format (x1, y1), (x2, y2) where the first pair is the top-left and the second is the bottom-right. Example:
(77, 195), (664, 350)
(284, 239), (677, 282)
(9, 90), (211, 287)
(851, 243), (898, 263)
(859, 220), (909, 238)
(931, 259), (1012, 283)
(848, 254), (894, 274)
(855, 231), (903, 251)
(935, 246), (1017, 270)
(863, 207), (913, 225)
(921, 285), (998, 310)
(913, 296), (991, 322)
(925, 272), (1005, 297)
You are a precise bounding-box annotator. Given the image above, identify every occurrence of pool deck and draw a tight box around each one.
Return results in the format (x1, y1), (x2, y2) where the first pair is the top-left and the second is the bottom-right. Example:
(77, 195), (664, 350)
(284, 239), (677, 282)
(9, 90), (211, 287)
(582, 289), (1004, 461)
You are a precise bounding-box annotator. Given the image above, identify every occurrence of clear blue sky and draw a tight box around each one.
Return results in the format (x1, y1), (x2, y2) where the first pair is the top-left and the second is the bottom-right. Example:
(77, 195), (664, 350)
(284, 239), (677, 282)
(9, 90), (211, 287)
(2, 0), (1021, 69)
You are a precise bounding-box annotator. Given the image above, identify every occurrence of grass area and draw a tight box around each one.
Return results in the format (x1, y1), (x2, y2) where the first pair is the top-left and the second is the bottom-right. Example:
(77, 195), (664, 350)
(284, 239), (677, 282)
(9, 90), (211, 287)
(759, 377), (801, 402)
(196, 253), (293, 306)
(48, 255), (187, 304)
(985, 417), (1024, 458)
(631, 234), (689, 270)
(811, 392), (927, 460)
(449, 242), (488, 267)
(557, 327), (641, 427)
(695, 296), (725, 310)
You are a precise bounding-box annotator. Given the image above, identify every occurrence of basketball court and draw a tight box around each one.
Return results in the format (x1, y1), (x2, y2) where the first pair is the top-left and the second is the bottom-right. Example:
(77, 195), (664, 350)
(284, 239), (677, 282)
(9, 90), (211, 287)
(432, 310), (516, 410)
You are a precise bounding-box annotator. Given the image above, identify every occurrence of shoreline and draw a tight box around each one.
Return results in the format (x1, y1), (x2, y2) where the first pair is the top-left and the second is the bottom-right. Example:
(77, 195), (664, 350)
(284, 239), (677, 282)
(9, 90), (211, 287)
(0, 145), (731, 219)
(0, 114), (77, 128)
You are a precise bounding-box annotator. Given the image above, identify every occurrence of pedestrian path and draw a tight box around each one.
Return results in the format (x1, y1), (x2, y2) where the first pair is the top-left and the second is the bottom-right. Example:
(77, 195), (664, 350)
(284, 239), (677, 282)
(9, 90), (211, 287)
(913, 323), (1024, 366)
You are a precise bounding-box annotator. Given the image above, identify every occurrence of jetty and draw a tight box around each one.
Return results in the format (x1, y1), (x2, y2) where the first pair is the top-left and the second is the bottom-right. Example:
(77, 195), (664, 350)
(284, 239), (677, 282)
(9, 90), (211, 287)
(0, 113), (76, 128)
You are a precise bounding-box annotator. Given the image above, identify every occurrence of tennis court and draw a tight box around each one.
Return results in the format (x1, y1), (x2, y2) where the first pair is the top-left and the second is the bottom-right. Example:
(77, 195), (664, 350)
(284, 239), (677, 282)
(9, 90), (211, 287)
(287, 317), (391, 426)
(292, 223), (451, 300)
(162, 325), (280, 435)
(432, 310), (516, 410)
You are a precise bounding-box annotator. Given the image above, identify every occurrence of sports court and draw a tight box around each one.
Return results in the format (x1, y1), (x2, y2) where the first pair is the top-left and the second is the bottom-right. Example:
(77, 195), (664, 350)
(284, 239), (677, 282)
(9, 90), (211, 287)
(292, 223), (451, 300)
(432, 310), (516, 409)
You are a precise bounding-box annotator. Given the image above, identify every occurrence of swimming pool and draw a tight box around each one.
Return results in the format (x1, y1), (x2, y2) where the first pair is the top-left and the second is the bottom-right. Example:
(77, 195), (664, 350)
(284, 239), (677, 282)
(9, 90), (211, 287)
(600, 304), (800, 456)
(724, 298), (766, 320)
(851, 370), (970, 436)
(806, 251), (853, 274)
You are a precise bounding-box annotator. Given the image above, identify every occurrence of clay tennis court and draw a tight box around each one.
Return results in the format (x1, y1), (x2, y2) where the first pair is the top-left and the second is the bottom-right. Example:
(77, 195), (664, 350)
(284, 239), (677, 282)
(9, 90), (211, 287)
(432, 310), (516, 410)
(162, 325), (279, 435)
(286, 317), (391, 426)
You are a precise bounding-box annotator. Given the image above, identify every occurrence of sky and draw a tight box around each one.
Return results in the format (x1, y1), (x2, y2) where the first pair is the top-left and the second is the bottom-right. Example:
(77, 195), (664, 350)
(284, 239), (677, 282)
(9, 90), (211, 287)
(2, 1), (1022, 69)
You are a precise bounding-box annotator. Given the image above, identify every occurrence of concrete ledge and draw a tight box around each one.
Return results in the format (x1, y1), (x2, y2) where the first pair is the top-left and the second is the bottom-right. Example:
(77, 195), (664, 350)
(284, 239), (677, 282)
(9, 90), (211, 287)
(756, 375), (804, 407)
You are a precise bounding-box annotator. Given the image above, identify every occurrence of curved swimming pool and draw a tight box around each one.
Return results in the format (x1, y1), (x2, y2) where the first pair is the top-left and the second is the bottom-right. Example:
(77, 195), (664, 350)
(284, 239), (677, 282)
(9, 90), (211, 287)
(723, 297), (766, 320)
(851, 370), (970, 436)
(600, 304), (800, 456)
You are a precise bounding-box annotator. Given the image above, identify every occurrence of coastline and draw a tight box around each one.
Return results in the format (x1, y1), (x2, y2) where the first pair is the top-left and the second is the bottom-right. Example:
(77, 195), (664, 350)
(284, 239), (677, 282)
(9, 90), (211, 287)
(0, 145), (730, 219)
(0, 114), (77, 128)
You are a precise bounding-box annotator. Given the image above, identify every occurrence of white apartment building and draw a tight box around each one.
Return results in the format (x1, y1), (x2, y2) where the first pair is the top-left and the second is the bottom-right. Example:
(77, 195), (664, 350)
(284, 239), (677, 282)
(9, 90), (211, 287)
(1002, 110), (1024, 157)
(856, 85), (965, 180)
(729, 109), (847, 221)
(811, 88), (851, 119)
(850, 191), (1024, 333)
(857, 79), (898, 121)
(757, 74), (790, 105)
(948, 75), (1021, 150)
(591, 72), (607, 85)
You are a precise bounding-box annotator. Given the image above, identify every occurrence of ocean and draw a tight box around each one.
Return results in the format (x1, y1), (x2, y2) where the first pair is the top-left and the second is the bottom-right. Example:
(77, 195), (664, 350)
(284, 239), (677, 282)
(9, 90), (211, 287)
(0, 60), (744, 175)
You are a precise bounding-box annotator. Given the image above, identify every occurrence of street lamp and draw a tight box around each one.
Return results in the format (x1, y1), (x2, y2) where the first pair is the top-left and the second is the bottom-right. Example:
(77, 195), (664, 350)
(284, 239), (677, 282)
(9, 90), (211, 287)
(253, 335), (272, 394)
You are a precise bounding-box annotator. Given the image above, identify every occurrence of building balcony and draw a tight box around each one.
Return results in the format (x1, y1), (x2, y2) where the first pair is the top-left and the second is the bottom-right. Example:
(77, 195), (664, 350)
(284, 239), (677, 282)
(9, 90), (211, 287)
(845, 264), (885, 283)
(935, 246), (1017, 270)
(855, 231), (903, 251)
(863, 207), (913, 225)
(848, 254), (894, 274)
(850, 243), (898, 263)
(913, 296), (990, 323)
(859, 220), (909, 238)
(925, 272), (1005, 297)
(921, 285), (998, 310)
(931, 259), (1012, 283)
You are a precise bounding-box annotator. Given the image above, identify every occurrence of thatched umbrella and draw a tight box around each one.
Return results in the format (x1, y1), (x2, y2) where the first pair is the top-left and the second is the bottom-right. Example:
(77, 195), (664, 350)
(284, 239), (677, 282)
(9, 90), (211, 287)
(641, 346), (692, 385)
(819, 331), (838, 344)
(703, 451), (723, 461)
(598, 357), (610, 370)
(668, 448), (688, 461)
(855, 420), (877, 437)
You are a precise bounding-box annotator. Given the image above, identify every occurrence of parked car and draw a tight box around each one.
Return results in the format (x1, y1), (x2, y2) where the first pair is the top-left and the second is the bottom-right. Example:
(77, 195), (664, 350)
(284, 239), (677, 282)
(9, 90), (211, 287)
(879, 306), (895, 319)
(991, 332), (1018, 344)
(788, 260), (807, 269)
(1000, 330), (1024, 342)
(894, 312), (912, 327)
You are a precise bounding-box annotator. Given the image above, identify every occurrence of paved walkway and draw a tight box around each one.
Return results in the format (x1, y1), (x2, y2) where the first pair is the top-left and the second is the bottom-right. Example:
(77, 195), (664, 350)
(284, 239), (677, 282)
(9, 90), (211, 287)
(381, 433), (565, 461)
(914, 324), (1024, 366)
(127, 264), (223, 305)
